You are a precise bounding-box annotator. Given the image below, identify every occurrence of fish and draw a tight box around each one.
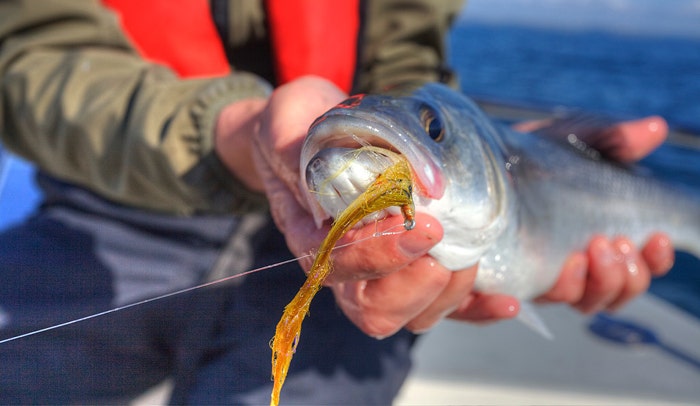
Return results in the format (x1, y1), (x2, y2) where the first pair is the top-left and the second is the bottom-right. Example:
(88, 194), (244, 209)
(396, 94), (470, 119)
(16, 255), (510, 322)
(300, 83), (700, 334)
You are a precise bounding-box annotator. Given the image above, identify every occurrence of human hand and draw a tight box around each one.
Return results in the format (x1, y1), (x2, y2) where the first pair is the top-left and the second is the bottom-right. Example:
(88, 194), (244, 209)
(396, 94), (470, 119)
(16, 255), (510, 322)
(513, 115), (668, 163)
(517, 115), (675, 313)
(537, 233), (674, 313)
(440, 235), (674, 325)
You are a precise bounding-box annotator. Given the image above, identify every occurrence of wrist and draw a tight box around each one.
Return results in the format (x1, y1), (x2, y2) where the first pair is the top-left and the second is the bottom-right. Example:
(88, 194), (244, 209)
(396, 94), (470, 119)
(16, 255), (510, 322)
(214, 98), (268, 193)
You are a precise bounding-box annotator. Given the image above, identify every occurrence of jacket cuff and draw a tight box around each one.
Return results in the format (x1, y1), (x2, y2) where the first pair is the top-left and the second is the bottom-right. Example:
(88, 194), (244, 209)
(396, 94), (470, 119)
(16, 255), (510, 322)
(183, 151), (270, 214)
(187, 72), (272, 214)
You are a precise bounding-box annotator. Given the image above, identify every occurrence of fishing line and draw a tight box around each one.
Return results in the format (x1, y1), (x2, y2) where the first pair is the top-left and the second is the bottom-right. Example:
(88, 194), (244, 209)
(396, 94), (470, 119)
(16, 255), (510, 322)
(0, 258), (300, 345)
(0, 219), (408, 345)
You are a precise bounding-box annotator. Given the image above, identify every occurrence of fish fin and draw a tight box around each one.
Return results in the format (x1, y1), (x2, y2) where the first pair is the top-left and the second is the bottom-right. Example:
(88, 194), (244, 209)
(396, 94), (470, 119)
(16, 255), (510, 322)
(517, 301), (554, 340)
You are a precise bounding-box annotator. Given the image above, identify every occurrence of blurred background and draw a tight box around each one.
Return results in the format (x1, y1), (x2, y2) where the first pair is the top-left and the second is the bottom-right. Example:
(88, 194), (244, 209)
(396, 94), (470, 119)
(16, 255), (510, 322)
(454, 0), (699, 130)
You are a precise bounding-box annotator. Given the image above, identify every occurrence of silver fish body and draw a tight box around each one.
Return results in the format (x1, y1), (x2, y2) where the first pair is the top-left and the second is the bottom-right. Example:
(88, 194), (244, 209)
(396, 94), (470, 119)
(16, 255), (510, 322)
(301, 84), (700, 300)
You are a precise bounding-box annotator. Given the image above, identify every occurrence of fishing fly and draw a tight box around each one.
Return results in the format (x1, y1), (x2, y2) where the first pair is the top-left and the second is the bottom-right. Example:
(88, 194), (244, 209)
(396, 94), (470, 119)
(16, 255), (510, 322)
(269, 149), (415, 406)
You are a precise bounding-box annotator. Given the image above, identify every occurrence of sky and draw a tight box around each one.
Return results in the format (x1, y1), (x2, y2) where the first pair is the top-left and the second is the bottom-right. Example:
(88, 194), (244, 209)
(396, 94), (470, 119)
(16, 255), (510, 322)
(459, 0), (700, 38)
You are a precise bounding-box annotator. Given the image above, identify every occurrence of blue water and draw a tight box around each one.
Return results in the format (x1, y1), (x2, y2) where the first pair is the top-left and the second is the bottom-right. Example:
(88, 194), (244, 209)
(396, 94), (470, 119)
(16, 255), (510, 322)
(448, 23), (700, 318)
(449, 23), (700, 132)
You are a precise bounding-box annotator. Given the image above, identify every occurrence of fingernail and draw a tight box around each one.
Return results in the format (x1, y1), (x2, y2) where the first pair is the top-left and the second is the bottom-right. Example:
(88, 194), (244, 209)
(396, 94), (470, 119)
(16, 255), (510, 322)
(398, 231), (435, 257)
(654, 235), (675, 272)
(506, 304), (519, 315)
(616, 240), (640, 276)
(616, 240), (632, 255)
(592, 238), (616, 266)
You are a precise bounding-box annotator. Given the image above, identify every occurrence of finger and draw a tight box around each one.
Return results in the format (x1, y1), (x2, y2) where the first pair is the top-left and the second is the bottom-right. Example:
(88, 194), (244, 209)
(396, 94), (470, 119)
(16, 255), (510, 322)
(331, 256), (451, 338)
(604, 116), (668, 163)
(447, 293), (520, 323)
(535, 252), (588, 304)
(260, 77), (347, 151)
(405, 264), (479, 333)
(575, 235), (626, 314)
(641, 232), (675, 276)
(325, 213), (443, 284)
(256, 77), (348, 198)
(606, 237), (651, 312)
(511, 118), (555, 133)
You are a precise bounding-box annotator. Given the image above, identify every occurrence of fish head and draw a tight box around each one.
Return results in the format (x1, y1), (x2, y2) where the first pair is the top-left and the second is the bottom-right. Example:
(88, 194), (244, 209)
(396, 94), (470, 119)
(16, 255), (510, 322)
(301, 83), (509, 268)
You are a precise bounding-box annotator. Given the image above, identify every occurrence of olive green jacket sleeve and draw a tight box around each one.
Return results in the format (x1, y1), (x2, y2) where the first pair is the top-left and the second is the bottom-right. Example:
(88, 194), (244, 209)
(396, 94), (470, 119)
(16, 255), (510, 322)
(355, 0), (464, 94)
(0, 0), (271, 215)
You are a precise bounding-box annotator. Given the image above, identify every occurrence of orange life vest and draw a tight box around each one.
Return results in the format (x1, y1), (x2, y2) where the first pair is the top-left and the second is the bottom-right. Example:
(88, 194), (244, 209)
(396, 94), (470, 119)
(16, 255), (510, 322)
(101, 0), (359, 92)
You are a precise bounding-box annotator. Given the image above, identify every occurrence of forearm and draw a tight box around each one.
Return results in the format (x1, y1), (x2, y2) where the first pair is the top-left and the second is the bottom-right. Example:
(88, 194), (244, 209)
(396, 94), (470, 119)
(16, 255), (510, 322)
(0, 0), (270, 214)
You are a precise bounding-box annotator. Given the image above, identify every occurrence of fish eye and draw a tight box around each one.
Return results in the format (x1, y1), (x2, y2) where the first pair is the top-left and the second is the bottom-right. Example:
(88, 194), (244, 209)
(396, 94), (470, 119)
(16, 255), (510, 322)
(420, 105), (444, 142)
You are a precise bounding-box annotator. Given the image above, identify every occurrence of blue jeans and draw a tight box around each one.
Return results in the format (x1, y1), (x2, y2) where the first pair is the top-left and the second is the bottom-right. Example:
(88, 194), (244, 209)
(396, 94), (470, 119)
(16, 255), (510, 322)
(0, 177), (415, 404)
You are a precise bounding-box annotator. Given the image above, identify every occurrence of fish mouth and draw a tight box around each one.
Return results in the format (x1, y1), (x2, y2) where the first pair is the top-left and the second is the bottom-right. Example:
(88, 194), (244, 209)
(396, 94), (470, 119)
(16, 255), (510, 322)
(302, 111), (446, 200)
